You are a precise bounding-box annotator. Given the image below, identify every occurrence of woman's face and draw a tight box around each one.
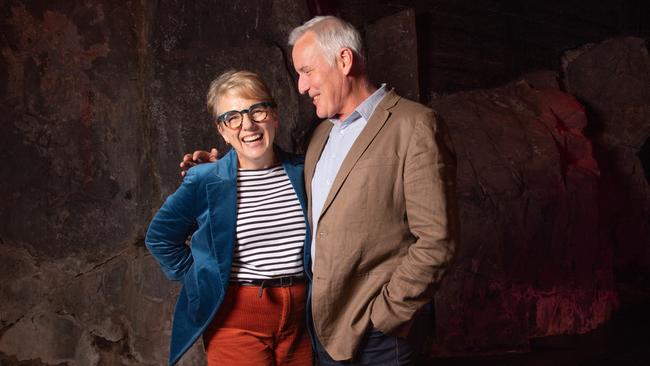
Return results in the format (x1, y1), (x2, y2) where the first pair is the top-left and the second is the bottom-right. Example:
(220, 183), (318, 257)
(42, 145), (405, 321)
(216, 94), (279, 169)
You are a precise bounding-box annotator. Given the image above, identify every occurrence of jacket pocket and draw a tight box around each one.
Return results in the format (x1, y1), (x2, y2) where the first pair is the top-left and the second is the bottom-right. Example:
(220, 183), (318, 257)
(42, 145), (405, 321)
(181, 264), (201, 317)
(355, 155), (399, 168)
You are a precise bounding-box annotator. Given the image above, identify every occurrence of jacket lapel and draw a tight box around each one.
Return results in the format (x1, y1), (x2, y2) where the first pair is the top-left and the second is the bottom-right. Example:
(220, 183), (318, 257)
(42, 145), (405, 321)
(206, 149), (238, 283)
(305, 122), (333, 226)
(278, 148), (313, 277)
(279, 148), (309, 224)
(319, 90), (400, 221)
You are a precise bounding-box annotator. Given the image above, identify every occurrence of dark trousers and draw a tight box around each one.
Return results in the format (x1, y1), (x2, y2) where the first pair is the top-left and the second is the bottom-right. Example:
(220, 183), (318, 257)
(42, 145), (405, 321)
(307, 299), (433, 365)
(312, 325), (415, 366)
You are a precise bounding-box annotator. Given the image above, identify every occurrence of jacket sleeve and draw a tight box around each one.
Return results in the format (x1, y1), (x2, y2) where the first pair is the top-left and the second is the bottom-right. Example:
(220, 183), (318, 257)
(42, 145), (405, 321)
(371, 110), (459, 334)
(145, 169), (199, 281)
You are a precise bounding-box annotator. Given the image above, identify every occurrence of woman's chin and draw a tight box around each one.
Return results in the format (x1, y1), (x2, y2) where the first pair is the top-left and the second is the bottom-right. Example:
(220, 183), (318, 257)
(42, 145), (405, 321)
(237, 146), (275, 169)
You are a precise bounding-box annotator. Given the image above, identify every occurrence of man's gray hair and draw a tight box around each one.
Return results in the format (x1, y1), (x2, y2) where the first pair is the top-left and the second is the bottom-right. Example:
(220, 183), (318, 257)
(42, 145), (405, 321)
(288, 16), (365, 66)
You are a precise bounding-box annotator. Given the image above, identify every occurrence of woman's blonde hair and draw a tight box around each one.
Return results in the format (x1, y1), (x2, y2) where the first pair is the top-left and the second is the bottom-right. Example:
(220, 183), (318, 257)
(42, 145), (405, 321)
(206, 70), (274, 118)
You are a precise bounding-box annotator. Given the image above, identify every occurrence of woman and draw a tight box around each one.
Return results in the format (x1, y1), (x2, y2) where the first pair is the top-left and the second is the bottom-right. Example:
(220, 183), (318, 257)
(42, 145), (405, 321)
(145, 70), (312, 366)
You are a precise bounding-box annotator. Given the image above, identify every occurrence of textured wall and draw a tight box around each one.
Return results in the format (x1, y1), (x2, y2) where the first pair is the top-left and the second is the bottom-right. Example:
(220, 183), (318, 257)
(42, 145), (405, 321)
(0, 1), (190, 364)
(0, 1), (310, 364)
(337, 0), (650, 95)
(431, 74), (614, 354)
(562, 37), (650, 274)
(1, 0), (649, 365)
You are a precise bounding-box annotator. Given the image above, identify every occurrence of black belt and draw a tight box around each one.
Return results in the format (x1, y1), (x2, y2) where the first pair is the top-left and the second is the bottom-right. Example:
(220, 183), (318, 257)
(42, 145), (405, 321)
(235, 276), (305, 298)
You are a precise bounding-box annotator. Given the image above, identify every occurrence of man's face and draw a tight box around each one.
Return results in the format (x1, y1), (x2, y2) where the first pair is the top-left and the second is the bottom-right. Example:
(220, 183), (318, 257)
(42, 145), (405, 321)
(292, 31), (345, 119)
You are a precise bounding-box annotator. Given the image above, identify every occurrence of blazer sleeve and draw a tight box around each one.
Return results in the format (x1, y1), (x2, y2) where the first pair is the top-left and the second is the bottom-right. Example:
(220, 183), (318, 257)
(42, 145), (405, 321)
(371, 110), (459, 334)
(145, 169), (199, 281)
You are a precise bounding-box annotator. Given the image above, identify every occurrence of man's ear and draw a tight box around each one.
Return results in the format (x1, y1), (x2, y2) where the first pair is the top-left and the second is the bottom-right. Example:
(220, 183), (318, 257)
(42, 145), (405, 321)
(337, 47), (354, 75)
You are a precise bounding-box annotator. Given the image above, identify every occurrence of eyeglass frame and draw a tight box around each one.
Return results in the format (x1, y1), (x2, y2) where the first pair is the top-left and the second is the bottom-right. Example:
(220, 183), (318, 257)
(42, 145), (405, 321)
(216, 101), (277, 129)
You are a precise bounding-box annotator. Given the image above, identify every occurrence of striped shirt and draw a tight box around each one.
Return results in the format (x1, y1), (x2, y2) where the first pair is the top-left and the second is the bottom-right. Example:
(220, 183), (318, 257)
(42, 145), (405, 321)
(230, 165), (306, 282)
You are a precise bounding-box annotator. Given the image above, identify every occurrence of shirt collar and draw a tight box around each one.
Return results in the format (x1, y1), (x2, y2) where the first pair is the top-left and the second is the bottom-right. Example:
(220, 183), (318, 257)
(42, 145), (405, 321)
(330, 84), (388, 128)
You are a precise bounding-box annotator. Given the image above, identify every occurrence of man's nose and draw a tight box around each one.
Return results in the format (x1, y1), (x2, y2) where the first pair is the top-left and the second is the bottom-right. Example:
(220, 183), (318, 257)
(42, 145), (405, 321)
(298, 74), (309, 95)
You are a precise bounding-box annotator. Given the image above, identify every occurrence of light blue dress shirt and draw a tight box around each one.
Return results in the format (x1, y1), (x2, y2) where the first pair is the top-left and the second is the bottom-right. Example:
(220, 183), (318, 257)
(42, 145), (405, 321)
(310, 84), (388, 267)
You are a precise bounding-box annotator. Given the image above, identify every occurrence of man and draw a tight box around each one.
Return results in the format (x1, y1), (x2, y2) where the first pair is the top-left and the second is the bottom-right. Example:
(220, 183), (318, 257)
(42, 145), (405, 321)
(182, 16), (458, 365)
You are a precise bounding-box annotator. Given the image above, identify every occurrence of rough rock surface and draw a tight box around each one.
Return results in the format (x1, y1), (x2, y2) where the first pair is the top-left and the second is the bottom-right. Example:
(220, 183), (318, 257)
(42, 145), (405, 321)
(561, 37), (650, 275)
(0, 1), (309, 365)
(366, 8), (420, 102)
(430, 72), (617, 355)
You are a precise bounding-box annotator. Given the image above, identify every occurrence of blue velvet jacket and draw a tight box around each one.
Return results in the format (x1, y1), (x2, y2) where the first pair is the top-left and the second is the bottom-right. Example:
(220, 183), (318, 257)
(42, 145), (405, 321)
(145, 147), (310, 365)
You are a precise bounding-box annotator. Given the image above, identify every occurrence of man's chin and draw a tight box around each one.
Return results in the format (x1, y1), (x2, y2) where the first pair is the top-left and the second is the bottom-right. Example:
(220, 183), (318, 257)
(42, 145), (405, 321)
(315, 109), (331, 119)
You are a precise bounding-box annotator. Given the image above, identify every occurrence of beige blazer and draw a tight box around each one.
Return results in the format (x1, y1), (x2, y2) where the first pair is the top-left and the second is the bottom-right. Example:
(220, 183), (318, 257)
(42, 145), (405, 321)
(305, 90), (459, 361)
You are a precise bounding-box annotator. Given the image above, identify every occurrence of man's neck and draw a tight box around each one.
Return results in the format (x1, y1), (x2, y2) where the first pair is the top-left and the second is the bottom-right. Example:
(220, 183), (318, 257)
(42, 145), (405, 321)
(337, 76), (377, 121)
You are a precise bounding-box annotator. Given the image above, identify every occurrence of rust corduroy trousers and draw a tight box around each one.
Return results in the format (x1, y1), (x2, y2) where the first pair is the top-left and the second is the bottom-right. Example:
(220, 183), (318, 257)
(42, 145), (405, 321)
(203, 281), (313, 366)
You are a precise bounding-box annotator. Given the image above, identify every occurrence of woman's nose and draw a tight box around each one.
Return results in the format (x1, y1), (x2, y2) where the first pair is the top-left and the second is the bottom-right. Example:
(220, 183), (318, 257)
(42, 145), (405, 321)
(241, 113), (257, 130)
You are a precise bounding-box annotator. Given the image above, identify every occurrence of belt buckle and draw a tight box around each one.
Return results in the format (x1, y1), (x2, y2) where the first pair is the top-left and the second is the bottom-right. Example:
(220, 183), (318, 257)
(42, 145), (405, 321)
(280, 276), (293, 287)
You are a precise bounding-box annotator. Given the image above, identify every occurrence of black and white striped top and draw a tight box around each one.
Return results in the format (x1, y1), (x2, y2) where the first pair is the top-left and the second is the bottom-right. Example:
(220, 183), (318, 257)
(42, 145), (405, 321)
(230, 165), (306, 282)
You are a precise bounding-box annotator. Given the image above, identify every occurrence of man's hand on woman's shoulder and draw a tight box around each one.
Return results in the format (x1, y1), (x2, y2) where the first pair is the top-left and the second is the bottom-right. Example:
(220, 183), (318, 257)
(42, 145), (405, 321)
(180, 148), (218, 177)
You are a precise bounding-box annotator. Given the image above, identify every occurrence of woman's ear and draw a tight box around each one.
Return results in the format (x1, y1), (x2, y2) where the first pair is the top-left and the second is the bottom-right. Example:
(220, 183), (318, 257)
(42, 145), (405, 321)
(214, 121), (229, 144)
(271, 109), (280, 129)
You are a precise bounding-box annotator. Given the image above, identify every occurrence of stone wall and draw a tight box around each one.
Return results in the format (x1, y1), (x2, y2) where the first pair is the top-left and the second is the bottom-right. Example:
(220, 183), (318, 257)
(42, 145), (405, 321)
(0, 1), (310, 364)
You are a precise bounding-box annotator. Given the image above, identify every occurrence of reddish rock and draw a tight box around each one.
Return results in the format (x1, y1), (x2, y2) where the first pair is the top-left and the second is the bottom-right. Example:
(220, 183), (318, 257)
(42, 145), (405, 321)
(430, 74), (617, 355)
(562, 37), (650, 273)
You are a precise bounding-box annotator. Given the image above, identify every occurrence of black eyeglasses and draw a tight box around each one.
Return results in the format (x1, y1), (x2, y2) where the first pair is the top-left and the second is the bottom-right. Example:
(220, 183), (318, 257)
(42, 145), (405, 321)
(216, 101), (277, 130)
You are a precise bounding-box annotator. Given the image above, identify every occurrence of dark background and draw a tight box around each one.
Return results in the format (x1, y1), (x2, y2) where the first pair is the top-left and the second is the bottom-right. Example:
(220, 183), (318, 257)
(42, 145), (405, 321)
(1, 0), (648, 365)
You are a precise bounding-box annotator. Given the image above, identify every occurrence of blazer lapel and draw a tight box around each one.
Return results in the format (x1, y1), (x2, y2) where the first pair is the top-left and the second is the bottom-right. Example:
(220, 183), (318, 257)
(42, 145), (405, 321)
(278, 148), (313, 278)
(305, 122), (333, 226)
(319, 91), (401, 221)
(280, 148), (309, 223)
(206, 149), (238, 282)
